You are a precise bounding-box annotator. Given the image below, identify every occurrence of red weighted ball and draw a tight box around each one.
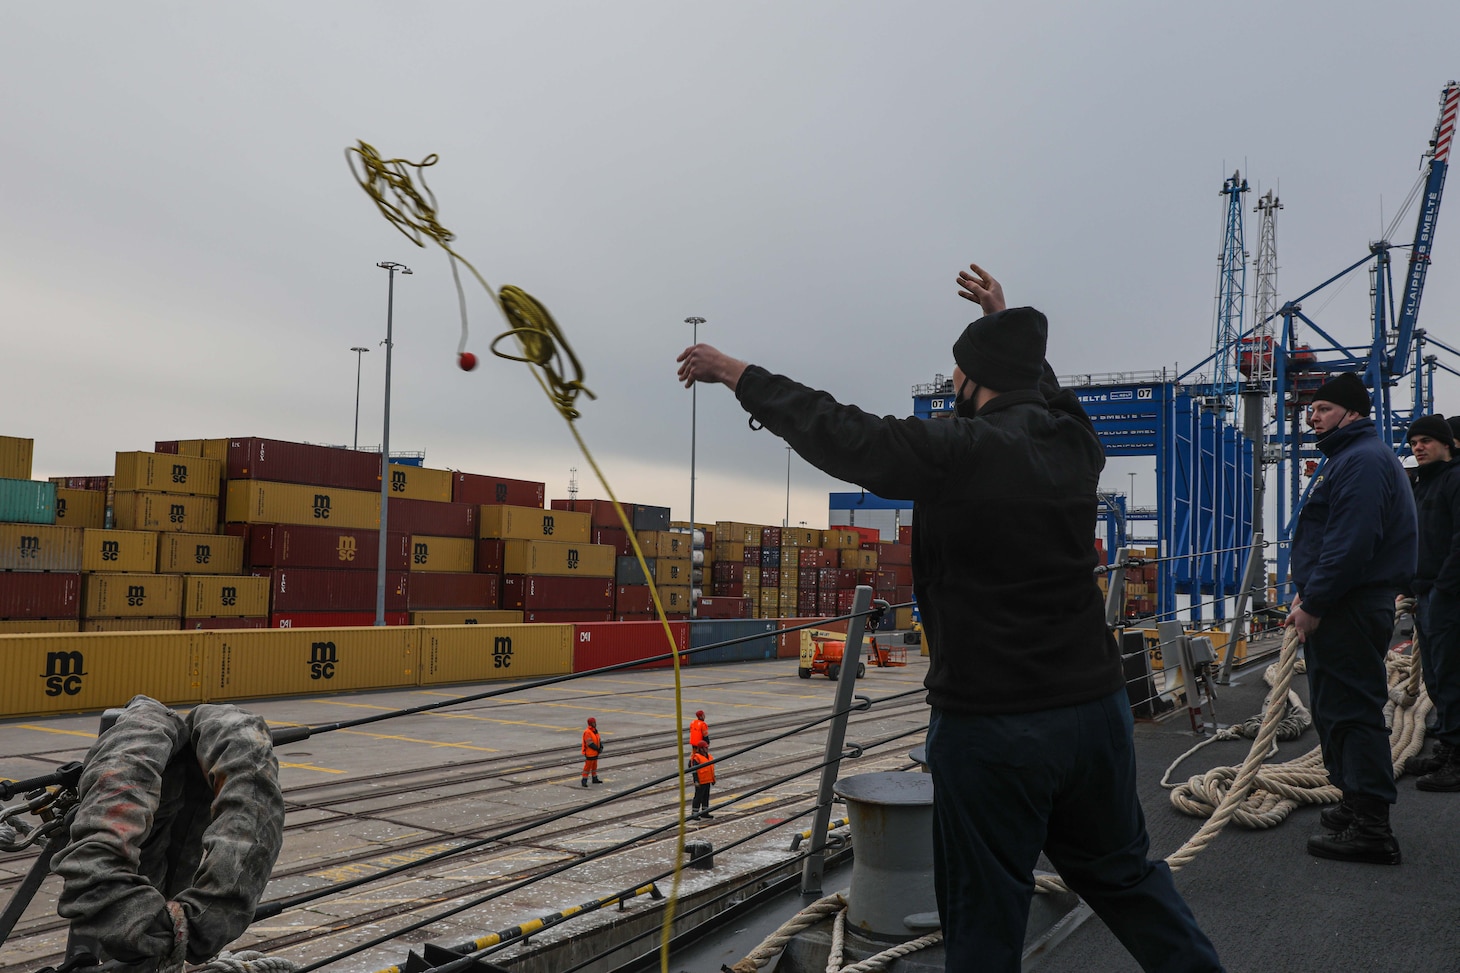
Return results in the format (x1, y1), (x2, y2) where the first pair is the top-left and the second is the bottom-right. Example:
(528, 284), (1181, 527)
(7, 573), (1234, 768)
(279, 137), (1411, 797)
(458, 352), (478, 371)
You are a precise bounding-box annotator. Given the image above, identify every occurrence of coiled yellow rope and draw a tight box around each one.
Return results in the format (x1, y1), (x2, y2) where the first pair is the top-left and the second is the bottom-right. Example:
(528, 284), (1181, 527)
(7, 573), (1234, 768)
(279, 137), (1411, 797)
(347, 140), (690, 973)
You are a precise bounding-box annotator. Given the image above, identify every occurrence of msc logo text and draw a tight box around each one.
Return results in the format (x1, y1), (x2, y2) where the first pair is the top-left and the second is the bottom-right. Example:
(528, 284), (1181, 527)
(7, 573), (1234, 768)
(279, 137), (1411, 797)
(42, 651), (86, 697)
(310, 641), (338, 680)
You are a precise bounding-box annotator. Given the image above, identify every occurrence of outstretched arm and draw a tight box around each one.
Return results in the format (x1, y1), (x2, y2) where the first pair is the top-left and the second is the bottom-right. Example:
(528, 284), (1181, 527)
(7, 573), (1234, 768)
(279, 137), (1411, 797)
(677, 344), (748, 391)
(956, 262), (1007, 315)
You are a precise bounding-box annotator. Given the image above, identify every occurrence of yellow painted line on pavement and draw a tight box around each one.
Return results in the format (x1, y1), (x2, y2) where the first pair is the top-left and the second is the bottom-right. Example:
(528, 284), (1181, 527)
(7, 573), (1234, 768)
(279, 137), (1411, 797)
(278, 762), (347, 774)
(14, 724), (98, 739)
(336, 729), (499, 752)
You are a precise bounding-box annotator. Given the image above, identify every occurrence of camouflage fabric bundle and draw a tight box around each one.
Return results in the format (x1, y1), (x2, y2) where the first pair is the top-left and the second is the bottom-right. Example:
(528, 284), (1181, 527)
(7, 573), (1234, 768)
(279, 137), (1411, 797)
(52, 695), (285, 965)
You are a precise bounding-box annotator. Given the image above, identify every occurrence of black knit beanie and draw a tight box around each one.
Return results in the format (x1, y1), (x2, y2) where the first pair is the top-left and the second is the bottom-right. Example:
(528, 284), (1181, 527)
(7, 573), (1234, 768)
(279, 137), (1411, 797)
(1449, 416), (1460, 444)
(952, 307), (1047, 393)
(1311, 372), (1371, 415)
(1408, 414), (1455, 447)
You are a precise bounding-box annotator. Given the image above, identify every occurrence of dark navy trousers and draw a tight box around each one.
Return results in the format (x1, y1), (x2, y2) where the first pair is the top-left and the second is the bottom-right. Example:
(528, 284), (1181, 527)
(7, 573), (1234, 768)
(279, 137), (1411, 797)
(1304, 587), (1398, 804)
(1417, 589), (1460, 748)
(926, 690), (1223, 973)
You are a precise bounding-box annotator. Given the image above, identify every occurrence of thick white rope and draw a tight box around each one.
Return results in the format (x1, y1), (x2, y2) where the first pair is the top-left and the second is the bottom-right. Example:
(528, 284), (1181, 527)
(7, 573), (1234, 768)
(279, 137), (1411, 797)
(825, 907), (847, 973)
(195, 952), (301, 973)
(723, 893), (846, 972)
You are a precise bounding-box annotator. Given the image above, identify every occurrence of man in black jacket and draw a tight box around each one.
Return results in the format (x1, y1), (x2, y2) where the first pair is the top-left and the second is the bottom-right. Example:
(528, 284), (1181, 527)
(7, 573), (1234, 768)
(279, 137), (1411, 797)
(676, 264), (1222, 973)
(1403, 415), (1460, 790)
(1288, 373), (1417, 863)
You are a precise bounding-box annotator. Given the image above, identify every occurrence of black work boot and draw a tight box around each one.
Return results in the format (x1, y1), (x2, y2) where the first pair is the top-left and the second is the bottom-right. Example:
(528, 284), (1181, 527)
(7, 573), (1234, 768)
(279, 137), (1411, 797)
(592, 776), (603, 784)
(1307, 797), (1401, 865)
(1406, 741), (1453, 776)
(1319, 800), (1354, 832)
(1417, 751), (1460, 792)
(581, 778), (589, 787)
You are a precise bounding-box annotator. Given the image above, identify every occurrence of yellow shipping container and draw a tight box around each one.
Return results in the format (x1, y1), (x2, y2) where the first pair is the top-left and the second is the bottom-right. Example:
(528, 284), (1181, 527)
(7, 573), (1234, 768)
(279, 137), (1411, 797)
(225, 480), (380, 530)
(894, 606), (915, 630)
(839, 549), (878, 570)
(822, 529), (862, 550)
(114, 452), (222, 497)
(174, 439), (230, 463)
(159, 532), (244, 575)
(54, 489), (107, 529)
(716, 521), (764, 545)
(501, 540), (615, 578)
(0, 524), (83, 572)
(636, 530), (690, 558)
(207, 626), (416, 700)
(745, 566), (762, 587)
(654, 557), (692, 586)
(409, 535), (476, 573)
(780, 547), (801, 569)
(758, 588), (781, 613)
(83, 573), (184, 618)
(412, 610), (525, 625)
(660, 586), (693, 612)
(83, 618), (183, 632)
(81, 529), (158, 573)
(419, 624), (572, 685)
(113, 493), (219, 534)
(0, 630), (206, 717)
(184, 576), (271, 618)
(781, 527), (822, 547)
(713, 541), (745, 563)
(480, 504), (591, 543)
(386, 464), (454, 502)
(0, 619), (80, 634)
(0, 436), (34, 480)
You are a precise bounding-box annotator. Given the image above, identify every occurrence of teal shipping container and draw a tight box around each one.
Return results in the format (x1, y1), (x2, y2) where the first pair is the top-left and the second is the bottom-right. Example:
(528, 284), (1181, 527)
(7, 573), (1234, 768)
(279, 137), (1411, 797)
(0, 478), (57, 525)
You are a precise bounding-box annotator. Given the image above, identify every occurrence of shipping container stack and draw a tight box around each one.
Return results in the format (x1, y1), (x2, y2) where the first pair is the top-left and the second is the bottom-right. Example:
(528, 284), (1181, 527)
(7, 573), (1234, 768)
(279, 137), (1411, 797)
(710, 521), (761, 618)
(484, 499), (615, 623)
(0, 436), (83, 633)
(607, 502), (693, 621)
(671, 520), (721, 618)
(1122, 546), (1160, 620)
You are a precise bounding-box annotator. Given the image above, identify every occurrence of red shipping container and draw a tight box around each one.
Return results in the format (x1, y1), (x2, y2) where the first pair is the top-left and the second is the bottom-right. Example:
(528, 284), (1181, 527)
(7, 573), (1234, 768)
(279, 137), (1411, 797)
(855, 570), (878, 587)
(186, 617), (269, 630)
(742, 546), (760, 565)
(51, 476), (112, 492)
(523, 609), (612, 623)
(503, 575), (614, 611)
(615, 611), (656, 622)
(233, 524), (410, 571)
(713, 562), (745, 584)
(798, 548), (832, 569)
(793, 568), (817, 588)
(615, 585), (654, 613)
(877, 542), (912, 566)
(874, 570), (898, 592)
(551, 498), (630, 529)
(696, 597), (750, 619)
(271, 611), (409, 628)
(476, 539), (504, 573)
(891, 565), (914, 587)
(455, 473), (545, 507)
(837, 590), (860, 613)
(256, 568), (407, 612)
(592, 526), (632, 556)
(711, 581), (745, 598)
(817, 591), (839, 615)
(572, 619), (690, 672)
(387, 498), (476, 538)
(154, 441), (180, 454)
(761, 526), (782, 547)
(819, 568), (857, 590)
(0, 573), (81, 619)
(796, 591), (819, 615)
(832, 525), (881, 546)
(229, 438), (381, 491)
(408, 572), (500, 610)
(898, 525), (912, 544)
(762, 567), (781, 587)
(894, 585), (914, 604)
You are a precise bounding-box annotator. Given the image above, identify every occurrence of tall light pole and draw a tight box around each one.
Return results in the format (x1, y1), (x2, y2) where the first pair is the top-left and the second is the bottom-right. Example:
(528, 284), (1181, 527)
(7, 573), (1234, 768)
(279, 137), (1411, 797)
(785, 446), (792, 528)
(1128, 472), (1136, 507)
(350, 346), (370, 450)
(685, 317), (704, 619)
(375, 261), (412, 626)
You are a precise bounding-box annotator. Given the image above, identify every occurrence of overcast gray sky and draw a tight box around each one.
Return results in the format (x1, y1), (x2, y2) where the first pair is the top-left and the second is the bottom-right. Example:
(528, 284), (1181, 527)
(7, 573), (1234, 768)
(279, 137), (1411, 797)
(5, 3), (1458, 528)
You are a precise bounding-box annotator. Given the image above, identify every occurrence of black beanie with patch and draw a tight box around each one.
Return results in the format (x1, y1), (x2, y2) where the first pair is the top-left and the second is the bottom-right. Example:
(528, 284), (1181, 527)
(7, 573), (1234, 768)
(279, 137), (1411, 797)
(1407, 414), (1455, 447)
(952, 307), (1048, 393)
(1312, 372), (1371, 415)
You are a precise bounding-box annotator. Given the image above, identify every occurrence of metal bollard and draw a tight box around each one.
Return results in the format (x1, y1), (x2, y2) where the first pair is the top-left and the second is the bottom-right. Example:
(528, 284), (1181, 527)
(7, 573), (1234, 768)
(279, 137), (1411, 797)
(832, 772), (937, 941)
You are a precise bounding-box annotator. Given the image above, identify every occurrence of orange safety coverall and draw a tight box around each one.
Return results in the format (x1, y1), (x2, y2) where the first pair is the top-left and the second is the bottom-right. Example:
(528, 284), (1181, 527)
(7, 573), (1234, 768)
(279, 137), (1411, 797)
(690, 718), (710, 748)
(582, 725), (602, 779)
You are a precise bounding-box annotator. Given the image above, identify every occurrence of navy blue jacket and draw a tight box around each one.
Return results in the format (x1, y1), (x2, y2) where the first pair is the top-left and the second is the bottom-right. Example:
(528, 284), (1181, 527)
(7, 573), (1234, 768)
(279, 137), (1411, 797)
(1291, 418), (1417, 617)
(735, 363), (1122, 715)
(1411, 458), (1460, 597)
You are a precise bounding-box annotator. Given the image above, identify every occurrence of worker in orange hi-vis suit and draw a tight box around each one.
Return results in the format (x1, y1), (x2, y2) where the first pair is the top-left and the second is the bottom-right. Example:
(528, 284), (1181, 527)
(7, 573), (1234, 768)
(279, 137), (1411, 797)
(690, 709), (710, 749)
(581, 717), (603, 786)
(689, 743), (715, 818)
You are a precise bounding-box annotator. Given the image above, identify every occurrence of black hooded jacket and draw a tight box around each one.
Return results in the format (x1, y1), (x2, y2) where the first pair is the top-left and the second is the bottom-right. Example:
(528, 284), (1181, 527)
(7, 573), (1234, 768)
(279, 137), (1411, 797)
(735, 363), (1122, 715)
